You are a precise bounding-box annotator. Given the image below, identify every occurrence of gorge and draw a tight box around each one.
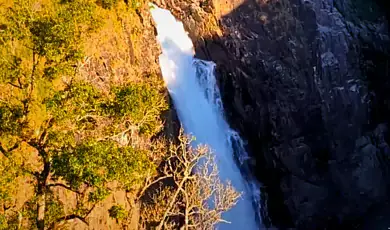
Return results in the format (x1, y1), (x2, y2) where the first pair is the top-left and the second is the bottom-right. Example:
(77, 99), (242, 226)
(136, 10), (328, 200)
(0, 0), (389, 228)
(153, 0), (390, 228)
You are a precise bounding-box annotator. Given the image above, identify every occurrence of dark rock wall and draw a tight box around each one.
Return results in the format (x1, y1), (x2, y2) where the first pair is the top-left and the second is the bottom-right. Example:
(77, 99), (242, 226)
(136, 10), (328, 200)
(194, 0), (390, 228)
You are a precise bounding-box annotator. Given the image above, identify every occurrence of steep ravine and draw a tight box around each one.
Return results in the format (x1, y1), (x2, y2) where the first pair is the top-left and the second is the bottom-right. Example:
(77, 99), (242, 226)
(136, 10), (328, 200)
(193, 0), (390, 229)
(154, 0), (390, 229)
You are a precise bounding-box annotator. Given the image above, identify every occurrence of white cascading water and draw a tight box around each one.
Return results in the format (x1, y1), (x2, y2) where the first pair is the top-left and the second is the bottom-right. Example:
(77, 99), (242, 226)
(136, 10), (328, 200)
(150, 5), (261, 229)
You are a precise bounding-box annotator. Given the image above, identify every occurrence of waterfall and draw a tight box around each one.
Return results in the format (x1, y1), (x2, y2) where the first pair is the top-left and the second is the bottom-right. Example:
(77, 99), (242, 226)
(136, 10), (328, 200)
(150, 5), (260, 229)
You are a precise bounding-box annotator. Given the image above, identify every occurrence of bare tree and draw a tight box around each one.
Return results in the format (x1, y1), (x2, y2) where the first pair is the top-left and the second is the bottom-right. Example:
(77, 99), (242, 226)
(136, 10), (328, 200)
(140, 131), (241, 229)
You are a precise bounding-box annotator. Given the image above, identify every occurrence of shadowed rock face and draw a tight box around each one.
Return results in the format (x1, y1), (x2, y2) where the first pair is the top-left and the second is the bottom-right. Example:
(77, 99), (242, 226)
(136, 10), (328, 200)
(193, 0), (390, 228)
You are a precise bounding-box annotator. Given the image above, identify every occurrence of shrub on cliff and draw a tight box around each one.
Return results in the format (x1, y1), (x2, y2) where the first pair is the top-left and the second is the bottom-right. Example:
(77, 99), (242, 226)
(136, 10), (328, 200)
(0, 0), (167, 228)
(96, 0), (118, 9)
(0, 0), (239, 229)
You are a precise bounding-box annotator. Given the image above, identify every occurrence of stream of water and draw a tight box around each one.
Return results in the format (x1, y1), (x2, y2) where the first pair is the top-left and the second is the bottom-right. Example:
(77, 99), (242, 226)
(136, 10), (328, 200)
(150, 5), (260, 229)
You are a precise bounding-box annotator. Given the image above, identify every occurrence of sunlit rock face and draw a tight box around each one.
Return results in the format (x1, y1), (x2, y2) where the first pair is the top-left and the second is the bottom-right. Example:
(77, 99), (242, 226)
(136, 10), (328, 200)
(189, 0), (390, 228)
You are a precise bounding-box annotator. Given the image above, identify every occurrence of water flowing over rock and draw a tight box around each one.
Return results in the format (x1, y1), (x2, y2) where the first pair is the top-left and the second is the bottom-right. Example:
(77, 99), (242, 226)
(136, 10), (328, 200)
(188, 0), (390, 228)
(150, 5), (261, 229)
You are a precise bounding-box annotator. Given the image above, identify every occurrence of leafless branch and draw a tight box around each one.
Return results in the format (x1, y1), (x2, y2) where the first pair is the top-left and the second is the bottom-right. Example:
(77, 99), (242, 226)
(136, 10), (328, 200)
(47, 183), (82, 195)
(0, 144), (9, 158)
(0, 142), (19, 158)
(137, 174), (173, 199)
(141, 130), (240, 229)
(7, 82), (23, 89)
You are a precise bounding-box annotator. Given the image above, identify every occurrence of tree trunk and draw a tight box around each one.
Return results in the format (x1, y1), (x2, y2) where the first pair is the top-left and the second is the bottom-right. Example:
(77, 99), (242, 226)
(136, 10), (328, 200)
(36, 190), (46, 230)
(36, 161), (50, 230)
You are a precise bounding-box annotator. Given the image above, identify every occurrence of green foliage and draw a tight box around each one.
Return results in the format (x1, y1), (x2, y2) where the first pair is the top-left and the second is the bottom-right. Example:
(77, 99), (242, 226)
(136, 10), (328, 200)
(0, 214), (12, 230)
(44, 195), (65, 226)
(0, 215), (8, 230)
(30, 16), (74, 58)
(46, 82), (103, 121)
(88, 187), (110, 202)
(0, 0), (100, 82)
(47, 80), (167, 136)
(22, 196), (39, 224)
(108, 205), (128, 220)
(0, 162), (16, 202)
(52, 140), (154, 189)
(0, 0), (168, 228)
(96, 0), (118, 9)
(129, 0), (142, 9)
(0, 214), (19, 230)
(0, 214), (7, 230)
(0, 155), (23, 207)
(103, 82), (168, 136)
(0, 212), (19, 230)
(0, 104), (23, 136)
(0, 55), (23, 83)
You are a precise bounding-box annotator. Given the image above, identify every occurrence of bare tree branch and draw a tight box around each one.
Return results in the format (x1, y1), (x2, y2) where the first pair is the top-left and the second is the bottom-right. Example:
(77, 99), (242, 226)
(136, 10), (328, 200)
(141, 131), (240, 229)
(0, 144), (9, 158)
(7, 82), (23, 89)
(137, 174), (173, 199)
(156, 174), (188, 230)
(0, 142), (19, 158)
(47, 183), (82, 195)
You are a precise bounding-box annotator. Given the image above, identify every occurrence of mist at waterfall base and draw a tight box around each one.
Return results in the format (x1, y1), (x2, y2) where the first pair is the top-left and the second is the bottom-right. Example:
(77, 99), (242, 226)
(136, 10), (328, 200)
(150, 5), (261, 229)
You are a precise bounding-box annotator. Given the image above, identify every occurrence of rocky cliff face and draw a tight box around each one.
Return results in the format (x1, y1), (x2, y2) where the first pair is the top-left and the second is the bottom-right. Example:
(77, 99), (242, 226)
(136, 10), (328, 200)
(186, 0), (390, 228)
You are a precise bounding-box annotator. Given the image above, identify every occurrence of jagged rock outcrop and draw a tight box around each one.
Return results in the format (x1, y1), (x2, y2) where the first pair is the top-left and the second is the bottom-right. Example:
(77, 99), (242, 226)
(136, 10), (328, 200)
(187, 0), (390, 228)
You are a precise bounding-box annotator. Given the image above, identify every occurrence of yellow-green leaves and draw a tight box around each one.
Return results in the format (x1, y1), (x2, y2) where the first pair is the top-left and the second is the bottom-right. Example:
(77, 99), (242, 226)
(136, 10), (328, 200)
(0, 103), (24, 136)
(0, 0), (167, 228)
(46, 80), (168, 137)
(96, 0), (118, 9)
(52, 141), (155, 189)
(106, 82), (168, 136)
(108, 205), (128, 220)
